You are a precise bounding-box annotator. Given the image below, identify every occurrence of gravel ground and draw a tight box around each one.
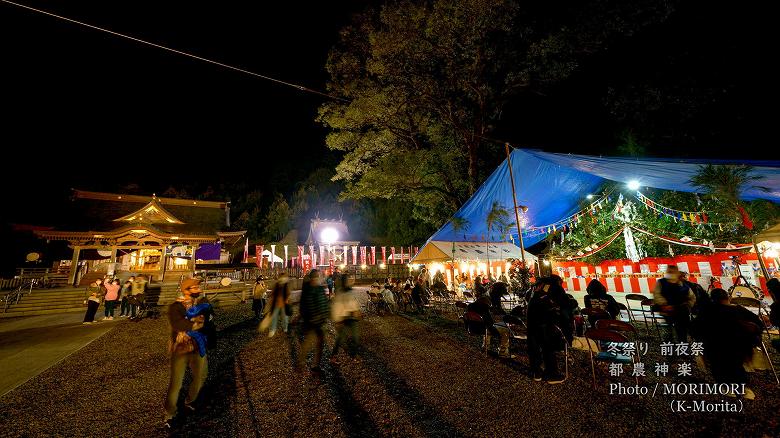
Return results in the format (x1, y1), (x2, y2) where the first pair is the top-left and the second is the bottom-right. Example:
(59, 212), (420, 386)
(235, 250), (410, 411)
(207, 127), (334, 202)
(1, 292), (779, 437)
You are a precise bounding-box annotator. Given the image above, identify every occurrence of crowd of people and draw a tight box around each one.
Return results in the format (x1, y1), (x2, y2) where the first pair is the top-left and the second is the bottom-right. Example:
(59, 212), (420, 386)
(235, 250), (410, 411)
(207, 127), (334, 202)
(158, 265), (779, 427)
(82, 275), (148, 324)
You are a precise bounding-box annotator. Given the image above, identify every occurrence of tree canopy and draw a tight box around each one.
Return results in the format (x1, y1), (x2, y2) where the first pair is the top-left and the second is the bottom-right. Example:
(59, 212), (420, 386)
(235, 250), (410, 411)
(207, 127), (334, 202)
(319, 0), (678, 228)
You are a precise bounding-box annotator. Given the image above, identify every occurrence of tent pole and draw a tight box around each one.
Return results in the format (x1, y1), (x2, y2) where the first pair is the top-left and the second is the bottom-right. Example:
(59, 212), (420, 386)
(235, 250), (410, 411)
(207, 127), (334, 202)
(505, 143), (527, 266)
(753, 238), (771, 288)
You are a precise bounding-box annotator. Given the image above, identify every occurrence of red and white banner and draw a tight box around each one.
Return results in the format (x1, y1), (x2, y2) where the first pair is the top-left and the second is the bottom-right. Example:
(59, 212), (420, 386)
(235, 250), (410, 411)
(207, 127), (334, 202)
(553, 251), (771, 294)
(351, 246), (358, 265)
(298, 245), (304, 268)
(360, 246), (367, 265)
(284, 245), (288, 267)
(391, 247), (396, 264)
(270, 245), (276, 267)
(381, 247), (386, 265)
(309, 245), (316, 267)
(243, 238), (249, 263)
(255, 245), (263, 268)
(319, 245), (325, 266)
(370, 246), (376, 265)
(343, 245), (349, 265)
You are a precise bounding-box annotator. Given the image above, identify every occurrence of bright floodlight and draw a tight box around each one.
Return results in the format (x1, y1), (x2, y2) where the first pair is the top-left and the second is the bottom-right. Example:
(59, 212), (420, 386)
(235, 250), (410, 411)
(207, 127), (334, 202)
(320, 227), (339, 243)
(627, 180), (641, 191)
(586, 194), (594, 200)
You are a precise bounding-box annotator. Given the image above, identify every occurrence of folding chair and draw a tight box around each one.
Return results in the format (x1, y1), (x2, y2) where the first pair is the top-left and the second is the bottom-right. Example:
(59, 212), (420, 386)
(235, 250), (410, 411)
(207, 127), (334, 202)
(584, 328), (640, 389)
(615, 302), (629, 321)
(463, 311), (489, 353)
(502, 314), (528, 344)
(742, 321), (780, 386)
(624, 294), (653, 326)
(732, 297), (771, 333)
(581, 308), (611, 331)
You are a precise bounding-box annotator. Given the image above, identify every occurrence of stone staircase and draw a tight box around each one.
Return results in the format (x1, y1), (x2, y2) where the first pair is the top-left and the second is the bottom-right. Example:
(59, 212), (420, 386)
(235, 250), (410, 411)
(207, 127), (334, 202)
(1, 281), (255, 318)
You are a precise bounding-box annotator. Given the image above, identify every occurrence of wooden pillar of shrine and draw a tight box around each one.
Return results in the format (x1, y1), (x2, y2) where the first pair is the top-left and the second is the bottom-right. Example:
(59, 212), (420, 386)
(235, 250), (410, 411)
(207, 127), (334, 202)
(68, 246), (81, 286)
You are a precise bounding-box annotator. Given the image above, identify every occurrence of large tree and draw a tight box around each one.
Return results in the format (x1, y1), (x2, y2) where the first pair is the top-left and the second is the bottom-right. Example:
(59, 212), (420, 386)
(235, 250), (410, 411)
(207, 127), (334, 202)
(319, 0), (677, 227)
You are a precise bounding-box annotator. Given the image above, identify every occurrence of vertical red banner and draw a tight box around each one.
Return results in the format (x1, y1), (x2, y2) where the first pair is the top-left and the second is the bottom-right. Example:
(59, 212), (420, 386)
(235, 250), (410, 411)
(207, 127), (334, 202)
(309, 245), (316, 268)
(370, 246), (376, 265)
(391, 247), (396, 264)
(255, 245), (264, 268)
(360, 246), (367, 265)
(297, 245), (304, 269)
(352, 246), (358, 265)
(319, 245), (325, 266)
(381, 247), (386, 265)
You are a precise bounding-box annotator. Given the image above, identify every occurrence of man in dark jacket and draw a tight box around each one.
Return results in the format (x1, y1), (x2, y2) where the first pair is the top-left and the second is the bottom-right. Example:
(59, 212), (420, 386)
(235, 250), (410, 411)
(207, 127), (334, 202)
(164, 278), (211, 428)
(653, 265), (695, 342)
(298, 269), (330, 372)
(527, 276), (571, 384)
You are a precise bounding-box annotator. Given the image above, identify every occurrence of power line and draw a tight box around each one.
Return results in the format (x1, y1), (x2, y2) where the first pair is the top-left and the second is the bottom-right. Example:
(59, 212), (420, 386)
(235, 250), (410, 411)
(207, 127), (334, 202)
(0, 0), (348, 102)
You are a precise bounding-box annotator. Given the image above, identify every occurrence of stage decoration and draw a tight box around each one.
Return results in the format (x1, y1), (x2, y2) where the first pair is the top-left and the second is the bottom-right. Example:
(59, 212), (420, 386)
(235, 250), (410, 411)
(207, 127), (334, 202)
(284, 245), (288, 267)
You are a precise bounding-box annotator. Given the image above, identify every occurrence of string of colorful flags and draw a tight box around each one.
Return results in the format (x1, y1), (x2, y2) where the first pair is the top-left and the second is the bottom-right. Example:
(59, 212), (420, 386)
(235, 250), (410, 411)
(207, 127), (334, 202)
(634, 191), (731, 228)
(522, 191), (614, 239)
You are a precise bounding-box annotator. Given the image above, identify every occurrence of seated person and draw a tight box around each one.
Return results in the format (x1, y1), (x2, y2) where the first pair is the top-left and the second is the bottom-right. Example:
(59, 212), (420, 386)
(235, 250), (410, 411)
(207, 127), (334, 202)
(371, 281), (382, 291)
(467, 296), (513, 358)
(382, 283), (397, 312)
(583, 279), (619, 326)
(488, 281), (509, 313)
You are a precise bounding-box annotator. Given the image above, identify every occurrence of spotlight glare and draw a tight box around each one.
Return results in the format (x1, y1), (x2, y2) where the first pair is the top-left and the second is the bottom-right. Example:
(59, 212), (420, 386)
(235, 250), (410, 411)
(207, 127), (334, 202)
(627, 180), (641, 191)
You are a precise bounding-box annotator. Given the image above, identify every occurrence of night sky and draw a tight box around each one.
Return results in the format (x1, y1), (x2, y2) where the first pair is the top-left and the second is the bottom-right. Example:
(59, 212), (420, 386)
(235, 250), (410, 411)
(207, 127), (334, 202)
(0, 0), (775, 225)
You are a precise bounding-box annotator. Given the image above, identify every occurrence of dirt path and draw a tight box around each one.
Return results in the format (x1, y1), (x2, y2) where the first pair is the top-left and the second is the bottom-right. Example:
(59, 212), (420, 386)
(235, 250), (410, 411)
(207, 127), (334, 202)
(1, 298), (778, 437)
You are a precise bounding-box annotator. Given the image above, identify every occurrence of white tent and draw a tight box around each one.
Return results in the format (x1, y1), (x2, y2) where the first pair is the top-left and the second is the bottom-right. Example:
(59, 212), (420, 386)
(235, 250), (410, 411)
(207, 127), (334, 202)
(260, 250), (283, 263)
(412, 240), (537, 264)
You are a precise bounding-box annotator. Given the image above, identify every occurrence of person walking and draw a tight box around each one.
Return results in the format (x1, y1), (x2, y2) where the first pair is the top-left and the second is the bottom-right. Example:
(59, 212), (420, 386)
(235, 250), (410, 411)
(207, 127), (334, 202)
(164, 278), (212, 428)
(326, 273), (335, 297)
(102, 279), (120, 320)
(330, 273), (361, 362)
(119, 278), (132, 317)
(297, 269), (329, 372)
(252, 277), (268, 320)
(83, 278), (103, 324)
(265, 272), (291, 337)
(653, 265), (695, 342)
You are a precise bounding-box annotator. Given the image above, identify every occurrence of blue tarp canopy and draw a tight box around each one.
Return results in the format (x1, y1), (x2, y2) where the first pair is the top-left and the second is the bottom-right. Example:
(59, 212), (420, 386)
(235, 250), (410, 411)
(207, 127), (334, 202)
(429, 149), (780, 248)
